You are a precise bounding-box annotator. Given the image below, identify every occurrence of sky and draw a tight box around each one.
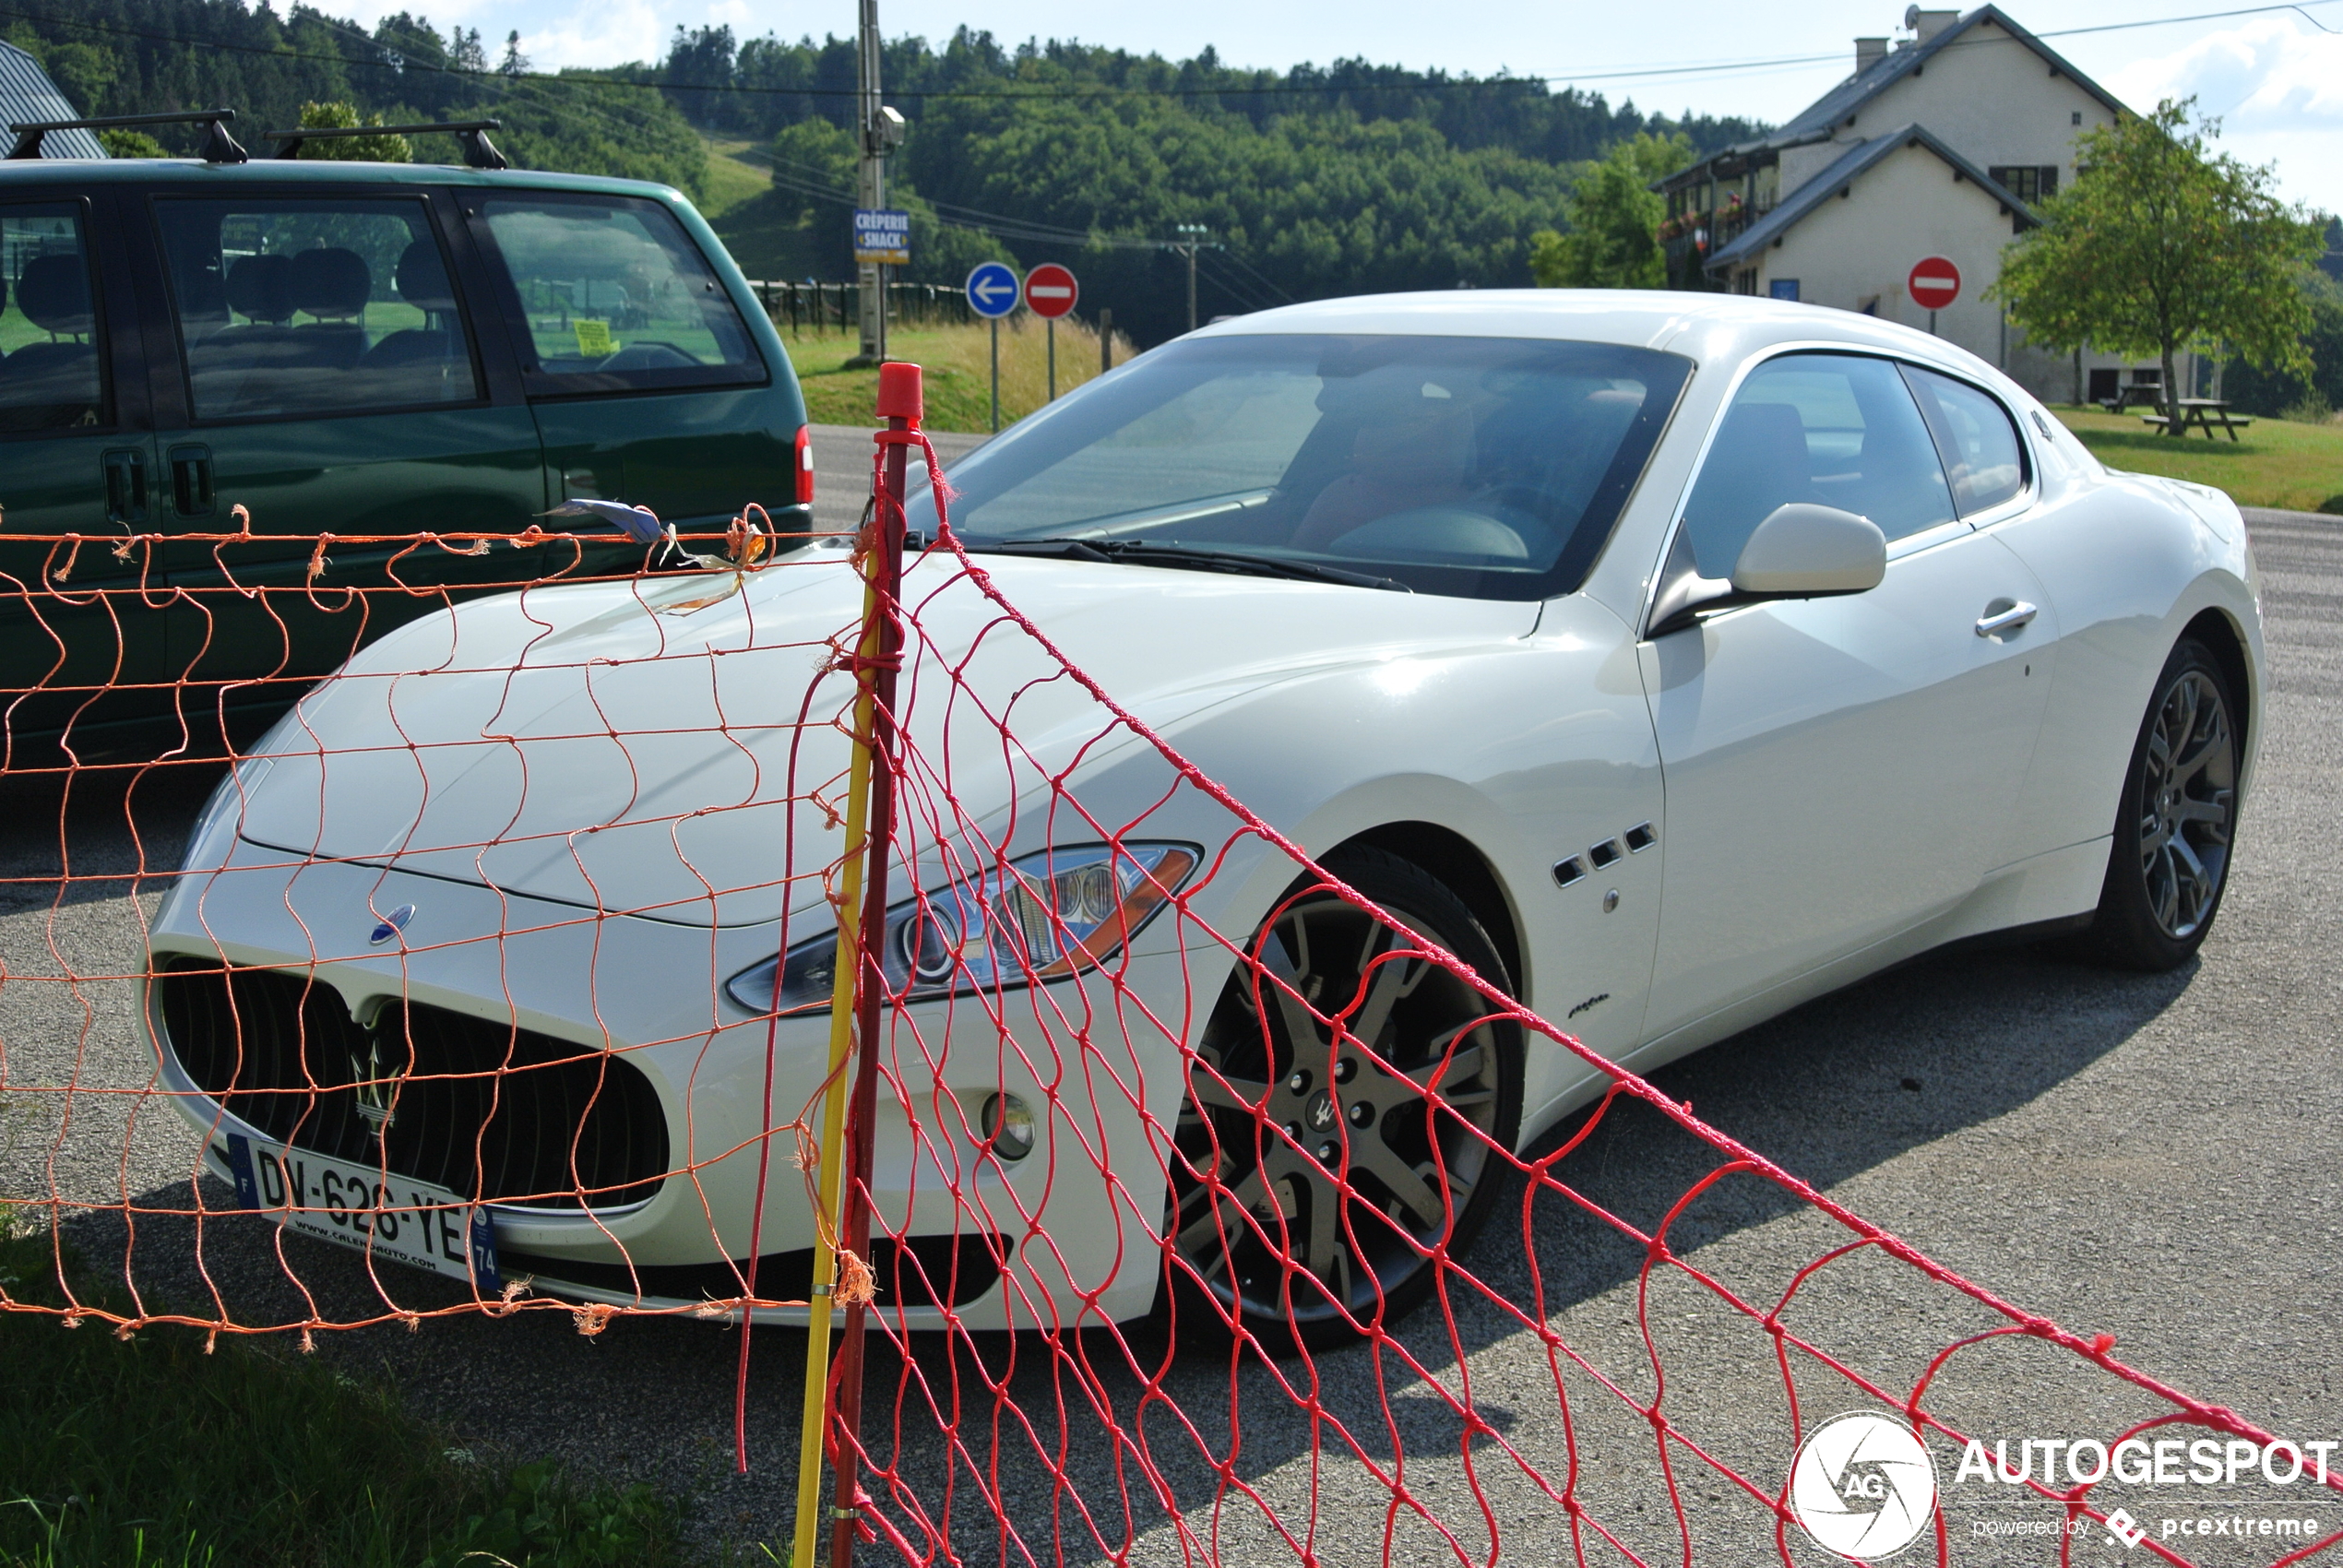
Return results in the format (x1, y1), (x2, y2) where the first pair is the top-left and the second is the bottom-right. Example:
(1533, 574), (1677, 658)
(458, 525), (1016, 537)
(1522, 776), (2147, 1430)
(453, 0), (2343, 217)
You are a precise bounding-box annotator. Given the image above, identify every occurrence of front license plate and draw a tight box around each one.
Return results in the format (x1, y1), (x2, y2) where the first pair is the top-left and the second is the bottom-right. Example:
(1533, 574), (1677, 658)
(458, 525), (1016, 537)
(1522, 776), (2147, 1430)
(224, 1133), (500, 1291)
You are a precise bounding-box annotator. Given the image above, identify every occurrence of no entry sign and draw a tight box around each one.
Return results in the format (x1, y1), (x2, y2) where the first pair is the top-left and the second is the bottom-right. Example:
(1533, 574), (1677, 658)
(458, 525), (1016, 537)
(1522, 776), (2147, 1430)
(1908, 255), (1961, 311)
(1024, 263), (1078, 319)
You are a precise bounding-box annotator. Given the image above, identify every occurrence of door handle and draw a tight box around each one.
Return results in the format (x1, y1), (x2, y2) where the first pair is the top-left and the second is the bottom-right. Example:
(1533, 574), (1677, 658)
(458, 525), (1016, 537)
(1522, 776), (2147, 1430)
(170, 445), (215, 518)
(101, 448), (148, 526)
(1974, 600), (2038, 638)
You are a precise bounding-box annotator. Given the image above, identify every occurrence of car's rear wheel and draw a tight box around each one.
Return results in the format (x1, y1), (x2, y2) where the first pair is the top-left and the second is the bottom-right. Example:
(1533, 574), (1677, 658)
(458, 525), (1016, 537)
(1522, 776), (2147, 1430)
(1163, 847), (1522, 1353)
(2078, 637), (2241, 970)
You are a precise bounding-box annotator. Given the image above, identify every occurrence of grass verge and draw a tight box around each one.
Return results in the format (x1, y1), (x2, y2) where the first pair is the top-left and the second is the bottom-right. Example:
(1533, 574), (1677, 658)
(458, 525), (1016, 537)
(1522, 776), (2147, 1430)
(2052, 405), (2343, 513)
(0, 1222), (691, 1568)
(779, 316), (1130, 433)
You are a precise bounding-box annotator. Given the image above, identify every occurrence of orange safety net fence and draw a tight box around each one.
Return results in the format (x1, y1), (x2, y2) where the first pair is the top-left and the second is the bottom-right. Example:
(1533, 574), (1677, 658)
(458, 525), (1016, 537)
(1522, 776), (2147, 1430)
(0, 403), (2335, 1568)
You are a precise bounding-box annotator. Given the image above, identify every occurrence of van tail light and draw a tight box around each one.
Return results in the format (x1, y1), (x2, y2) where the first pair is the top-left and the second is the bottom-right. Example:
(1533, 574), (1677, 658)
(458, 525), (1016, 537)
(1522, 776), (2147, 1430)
(794, 425), (815, 506)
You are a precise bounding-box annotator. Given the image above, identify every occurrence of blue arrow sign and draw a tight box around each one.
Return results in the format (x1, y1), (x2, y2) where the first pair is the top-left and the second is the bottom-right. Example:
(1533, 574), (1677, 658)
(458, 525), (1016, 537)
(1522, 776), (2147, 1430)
(965, 261), (1019, 319)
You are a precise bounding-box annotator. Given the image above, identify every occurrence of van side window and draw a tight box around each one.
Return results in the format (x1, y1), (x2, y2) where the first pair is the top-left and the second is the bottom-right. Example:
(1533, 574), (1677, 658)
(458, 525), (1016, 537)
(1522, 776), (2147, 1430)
(478, 195), (763, 394)
(0, 204), (106, 432)
(156, 197), (481, 421)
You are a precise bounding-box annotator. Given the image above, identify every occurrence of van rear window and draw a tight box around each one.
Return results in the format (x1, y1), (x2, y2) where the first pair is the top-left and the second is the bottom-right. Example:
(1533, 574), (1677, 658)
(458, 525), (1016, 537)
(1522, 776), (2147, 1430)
(479, 196), (764, 396)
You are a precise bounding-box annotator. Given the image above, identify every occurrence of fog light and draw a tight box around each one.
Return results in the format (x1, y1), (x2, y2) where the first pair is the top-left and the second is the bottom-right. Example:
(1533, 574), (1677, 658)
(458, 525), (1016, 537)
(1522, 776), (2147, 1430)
(981, 1092), (1035, 1162)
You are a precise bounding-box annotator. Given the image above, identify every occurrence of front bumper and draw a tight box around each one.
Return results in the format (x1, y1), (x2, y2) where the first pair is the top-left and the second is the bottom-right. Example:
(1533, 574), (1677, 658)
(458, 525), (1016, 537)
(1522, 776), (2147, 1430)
(148, 837), (1203, 1330)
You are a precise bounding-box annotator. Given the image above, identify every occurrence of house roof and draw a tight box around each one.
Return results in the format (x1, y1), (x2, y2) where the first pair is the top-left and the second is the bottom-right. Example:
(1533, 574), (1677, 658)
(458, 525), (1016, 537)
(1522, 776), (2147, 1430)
(1658, 5), (2127, 188)
(0, 42), (106, 159)
(1705, 122), (2037, 270)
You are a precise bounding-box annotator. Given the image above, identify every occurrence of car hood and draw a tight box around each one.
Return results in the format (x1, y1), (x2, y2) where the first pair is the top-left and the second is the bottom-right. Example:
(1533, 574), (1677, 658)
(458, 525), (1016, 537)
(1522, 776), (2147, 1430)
(233, 549), (1536, 926)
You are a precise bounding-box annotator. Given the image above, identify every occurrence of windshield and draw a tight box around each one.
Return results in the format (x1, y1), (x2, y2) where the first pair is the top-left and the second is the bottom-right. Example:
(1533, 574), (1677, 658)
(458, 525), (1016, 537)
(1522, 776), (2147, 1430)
(937, 333), (1690, 600)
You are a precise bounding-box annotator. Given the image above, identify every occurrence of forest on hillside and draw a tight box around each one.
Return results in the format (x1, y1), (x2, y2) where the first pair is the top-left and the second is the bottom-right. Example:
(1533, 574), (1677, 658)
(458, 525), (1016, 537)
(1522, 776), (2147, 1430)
(3, 0), (1768, 342)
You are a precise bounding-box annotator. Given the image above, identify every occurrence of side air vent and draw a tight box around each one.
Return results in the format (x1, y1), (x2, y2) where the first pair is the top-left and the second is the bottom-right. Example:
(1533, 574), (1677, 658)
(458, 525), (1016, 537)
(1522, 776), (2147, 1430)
(1552, 856), (1588, 888)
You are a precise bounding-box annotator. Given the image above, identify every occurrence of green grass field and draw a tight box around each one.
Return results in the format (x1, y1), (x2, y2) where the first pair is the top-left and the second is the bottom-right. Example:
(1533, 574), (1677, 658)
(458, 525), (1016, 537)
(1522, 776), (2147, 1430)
(0, 1223), (694, 1568)
(779, 316), (1127, 433)
(2052, 405), (2343, 514)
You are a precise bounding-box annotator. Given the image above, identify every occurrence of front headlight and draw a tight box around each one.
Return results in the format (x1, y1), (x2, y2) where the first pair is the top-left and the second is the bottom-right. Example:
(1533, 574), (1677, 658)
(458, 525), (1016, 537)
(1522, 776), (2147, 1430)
(724, 842), (1200, 1016)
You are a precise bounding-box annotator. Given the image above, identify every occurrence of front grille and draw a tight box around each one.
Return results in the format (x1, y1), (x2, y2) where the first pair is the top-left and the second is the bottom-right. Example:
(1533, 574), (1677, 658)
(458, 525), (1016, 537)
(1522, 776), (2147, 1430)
(157, 959), (669, 1210)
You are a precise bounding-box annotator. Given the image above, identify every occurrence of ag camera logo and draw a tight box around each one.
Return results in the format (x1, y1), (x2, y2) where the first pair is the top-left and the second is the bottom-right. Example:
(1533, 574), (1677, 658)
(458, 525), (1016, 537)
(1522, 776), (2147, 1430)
(1790, 1411), (1940, 1559)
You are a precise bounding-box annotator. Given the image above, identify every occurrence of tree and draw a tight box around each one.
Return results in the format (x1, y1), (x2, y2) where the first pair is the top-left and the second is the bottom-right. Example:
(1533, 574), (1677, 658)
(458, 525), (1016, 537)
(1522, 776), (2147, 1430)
(295, 101), (411, 162)
(1528, 133), (1686, 289)
(97, 128), (170, 158)
(1993, 99), (2322, 434)
(500, 30), (529, 78)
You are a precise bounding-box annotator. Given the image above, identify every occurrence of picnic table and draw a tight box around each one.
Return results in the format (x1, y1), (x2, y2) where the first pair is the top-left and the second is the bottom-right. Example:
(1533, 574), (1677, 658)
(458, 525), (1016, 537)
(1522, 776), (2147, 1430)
(2141, 398), (2255, 442)
(2099, 383), (2165, 413)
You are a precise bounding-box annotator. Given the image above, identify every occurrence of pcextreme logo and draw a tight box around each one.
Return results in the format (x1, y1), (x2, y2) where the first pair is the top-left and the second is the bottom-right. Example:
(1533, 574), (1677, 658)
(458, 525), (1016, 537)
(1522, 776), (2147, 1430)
(1789, 1411), (1940, 1560)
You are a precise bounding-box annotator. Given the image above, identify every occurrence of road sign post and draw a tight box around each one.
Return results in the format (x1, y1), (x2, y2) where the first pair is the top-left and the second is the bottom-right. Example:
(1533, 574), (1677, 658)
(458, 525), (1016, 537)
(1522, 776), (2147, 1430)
(965, 261), (1018, 433)
(1908, 255), (1960, 335)
(1023, 264), (1077, 403)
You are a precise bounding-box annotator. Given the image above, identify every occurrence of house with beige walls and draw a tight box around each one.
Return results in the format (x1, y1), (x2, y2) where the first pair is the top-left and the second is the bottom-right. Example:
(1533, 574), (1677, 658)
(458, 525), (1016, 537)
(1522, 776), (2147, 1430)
(1656, 6), (2168, 404)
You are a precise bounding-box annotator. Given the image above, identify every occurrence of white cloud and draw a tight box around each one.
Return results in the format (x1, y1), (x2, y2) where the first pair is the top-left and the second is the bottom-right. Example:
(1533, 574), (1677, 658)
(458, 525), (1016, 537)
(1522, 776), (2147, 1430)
(2109, 16), (2343, 127)
(2106, 17), (2343, 215)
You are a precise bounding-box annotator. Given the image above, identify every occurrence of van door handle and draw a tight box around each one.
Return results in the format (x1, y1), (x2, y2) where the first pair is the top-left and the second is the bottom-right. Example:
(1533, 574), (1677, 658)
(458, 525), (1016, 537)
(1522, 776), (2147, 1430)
(101, 448), (148, 526)
(170, 445), (215, 517)
(1975, 600), (2038, 638)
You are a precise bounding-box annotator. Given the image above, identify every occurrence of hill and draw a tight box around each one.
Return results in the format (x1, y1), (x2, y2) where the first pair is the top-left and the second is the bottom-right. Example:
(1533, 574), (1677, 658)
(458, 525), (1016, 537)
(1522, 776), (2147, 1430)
(4, 2), (1770, 342)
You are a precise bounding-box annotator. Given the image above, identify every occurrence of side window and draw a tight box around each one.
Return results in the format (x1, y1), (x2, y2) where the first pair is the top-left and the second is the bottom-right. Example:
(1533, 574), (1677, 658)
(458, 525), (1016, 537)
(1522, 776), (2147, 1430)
(1901, 365), (2027, 516)
(0, 204), (106, 432)
(155, 197), (481, 421)
(479, 195), (763, 393)
(1679, 352), (1956, 576)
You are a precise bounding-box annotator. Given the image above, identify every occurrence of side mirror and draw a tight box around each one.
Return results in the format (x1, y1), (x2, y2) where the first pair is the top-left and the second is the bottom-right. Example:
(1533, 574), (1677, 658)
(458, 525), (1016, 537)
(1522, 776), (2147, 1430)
(1730, 504), (1886, 596)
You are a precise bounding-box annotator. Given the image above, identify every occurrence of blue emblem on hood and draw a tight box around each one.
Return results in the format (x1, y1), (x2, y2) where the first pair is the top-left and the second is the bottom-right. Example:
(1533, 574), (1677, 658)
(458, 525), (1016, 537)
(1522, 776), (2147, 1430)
(369, 905), (415, 945)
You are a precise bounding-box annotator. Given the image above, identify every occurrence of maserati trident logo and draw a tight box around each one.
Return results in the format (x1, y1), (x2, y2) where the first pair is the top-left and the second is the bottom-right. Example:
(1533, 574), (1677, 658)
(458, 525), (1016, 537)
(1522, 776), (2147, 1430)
(1789, 1410), (1939, 1559)
(351, 1034), (399, 1144)
(369, 904), (415, 945)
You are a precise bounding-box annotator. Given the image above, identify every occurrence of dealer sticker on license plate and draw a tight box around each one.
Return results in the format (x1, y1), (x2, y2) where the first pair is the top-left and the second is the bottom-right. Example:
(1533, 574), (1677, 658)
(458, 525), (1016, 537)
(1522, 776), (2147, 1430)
(224, 1133), (501, 1291)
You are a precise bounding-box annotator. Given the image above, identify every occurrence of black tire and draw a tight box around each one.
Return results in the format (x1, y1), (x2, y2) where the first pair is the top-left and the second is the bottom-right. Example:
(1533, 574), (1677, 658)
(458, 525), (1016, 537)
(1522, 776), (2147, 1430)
(1161, 846), (1523, 1354)
(2077, 637), (2242, 970)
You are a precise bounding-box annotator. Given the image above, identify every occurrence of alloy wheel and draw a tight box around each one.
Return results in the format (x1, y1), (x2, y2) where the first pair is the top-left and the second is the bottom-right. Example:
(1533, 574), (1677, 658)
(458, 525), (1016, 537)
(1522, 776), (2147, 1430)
(2136, 667), (2237, 941)
(1169, 886), (1507, 1331)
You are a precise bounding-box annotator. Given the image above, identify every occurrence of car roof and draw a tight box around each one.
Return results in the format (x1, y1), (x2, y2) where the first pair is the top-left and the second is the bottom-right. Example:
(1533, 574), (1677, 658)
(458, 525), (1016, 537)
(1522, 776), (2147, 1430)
(0, 155), (684, 202)
(1186, 289), (2022, 395)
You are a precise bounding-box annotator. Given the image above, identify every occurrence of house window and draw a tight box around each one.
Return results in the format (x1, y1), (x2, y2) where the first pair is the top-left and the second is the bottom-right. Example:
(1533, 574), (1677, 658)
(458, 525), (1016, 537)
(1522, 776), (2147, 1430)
(1988, 165), (2061, 203)
(1769, 279), (1801, 301)
(2071, 111), (2082, 125)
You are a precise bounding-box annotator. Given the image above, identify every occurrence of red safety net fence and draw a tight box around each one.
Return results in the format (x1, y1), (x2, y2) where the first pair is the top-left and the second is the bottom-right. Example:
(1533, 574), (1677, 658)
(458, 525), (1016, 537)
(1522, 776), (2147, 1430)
(1, 388), (2335, 1568)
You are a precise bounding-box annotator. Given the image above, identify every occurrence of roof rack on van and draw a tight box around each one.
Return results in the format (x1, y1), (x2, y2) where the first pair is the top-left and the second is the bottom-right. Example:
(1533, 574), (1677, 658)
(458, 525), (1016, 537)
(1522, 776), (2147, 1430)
(8, 108), (246, 163)
(264, 119), (509, 171)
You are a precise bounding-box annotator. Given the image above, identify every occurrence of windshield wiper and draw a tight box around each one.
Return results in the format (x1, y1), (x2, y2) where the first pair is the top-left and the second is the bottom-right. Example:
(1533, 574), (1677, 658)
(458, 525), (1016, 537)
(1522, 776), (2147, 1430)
(969, 538), (1409, 593)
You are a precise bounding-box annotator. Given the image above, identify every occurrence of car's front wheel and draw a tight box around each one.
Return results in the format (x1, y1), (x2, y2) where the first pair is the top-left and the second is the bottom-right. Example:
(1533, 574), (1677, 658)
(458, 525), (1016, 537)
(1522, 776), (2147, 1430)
(2079, 636), (2242, 970)
(1163, 847), (1522, 1353)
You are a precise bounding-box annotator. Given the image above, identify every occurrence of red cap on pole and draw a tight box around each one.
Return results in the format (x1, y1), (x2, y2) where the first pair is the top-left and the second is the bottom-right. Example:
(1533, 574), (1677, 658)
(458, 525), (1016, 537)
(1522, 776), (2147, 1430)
(875, 361), (923, 427)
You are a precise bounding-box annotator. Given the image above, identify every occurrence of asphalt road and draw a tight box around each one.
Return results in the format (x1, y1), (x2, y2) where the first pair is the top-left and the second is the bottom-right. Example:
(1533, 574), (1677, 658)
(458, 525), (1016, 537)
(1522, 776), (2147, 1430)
(2, 500), (2336, 1565)
(808, 422), (990, 538)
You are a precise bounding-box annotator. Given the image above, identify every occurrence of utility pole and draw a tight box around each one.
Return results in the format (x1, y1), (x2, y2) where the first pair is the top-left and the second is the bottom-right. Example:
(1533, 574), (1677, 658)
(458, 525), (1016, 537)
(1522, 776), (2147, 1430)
(1175, 223), (1208, 334)
(852, 0), (903, 366)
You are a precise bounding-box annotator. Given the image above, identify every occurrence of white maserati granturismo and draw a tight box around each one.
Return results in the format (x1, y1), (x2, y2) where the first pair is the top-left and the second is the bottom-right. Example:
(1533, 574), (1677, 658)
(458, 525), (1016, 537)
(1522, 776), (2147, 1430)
(145, 292), (2262, 1345)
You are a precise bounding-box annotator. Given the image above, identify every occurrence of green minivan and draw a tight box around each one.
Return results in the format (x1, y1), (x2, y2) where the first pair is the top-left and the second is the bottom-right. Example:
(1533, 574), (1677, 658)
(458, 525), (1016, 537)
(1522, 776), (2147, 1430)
(0, 126), (813, 765)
